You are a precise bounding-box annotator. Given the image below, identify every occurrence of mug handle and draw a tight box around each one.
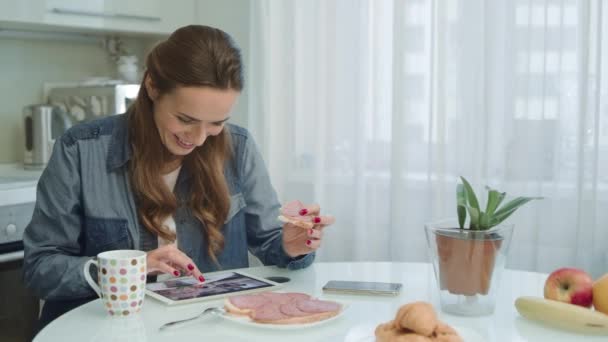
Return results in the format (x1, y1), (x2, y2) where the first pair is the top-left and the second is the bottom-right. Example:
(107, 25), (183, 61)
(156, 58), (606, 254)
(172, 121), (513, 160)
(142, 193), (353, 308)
(83, 259), (102, 298)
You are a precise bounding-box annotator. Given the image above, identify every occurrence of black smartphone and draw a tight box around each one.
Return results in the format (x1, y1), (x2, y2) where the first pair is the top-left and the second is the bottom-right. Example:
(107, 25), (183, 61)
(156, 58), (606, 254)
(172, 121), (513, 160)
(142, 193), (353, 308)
(322, 280), (402, 296)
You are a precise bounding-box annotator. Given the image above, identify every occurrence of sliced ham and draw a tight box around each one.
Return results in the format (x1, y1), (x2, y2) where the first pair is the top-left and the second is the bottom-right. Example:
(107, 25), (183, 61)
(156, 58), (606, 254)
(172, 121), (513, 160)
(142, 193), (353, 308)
(280, 200), (306, 216)
(250, 303), (289, 321)
(228, 294), (270, 310)
(279, 302), (309, 317)
(285, 292), (312, 301)
(296, 299), (342, 313)
(259, 292), (293, 304)
(278, 201), (315, 229)
(224, 292), (342, 325)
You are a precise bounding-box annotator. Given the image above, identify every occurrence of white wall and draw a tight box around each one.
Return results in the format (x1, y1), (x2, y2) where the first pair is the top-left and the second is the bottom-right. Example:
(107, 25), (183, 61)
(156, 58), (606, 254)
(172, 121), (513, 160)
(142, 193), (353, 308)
(195, 0), (251, 129)
(0, 34), (147, 163)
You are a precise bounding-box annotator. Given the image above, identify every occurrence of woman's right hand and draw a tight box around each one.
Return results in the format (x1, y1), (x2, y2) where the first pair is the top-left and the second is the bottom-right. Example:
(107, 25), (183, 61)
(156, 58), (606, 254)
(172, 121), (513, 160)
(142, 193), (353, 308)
(146, 244), (205, 282)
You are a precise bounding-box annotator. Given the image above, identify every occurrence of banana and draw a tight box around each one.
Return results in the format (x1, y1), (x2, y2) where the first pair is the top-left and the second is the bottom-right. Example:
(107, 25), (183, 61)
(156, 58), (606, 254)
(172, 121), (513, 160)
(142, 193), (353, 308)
(515, 296), (608, 335)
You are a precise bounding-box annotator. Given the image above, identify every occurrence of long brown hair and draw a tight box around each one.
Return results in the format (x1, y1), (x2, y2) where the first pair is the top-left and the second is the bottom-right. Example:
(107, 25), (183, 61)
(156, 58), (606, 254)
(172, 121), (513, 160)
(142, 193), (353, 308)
(128, 25), (244, 262)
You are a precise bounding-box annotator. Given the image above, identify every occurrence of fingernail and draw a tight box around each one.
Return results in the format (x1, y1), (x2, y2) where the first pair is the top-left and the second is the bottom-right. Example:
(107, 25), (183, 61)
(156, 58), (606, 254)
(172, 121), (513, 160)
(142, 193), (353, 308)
(299, 209), (308, 216)
(187, 264), (194, 271)
(314, 217), (321, 224)
(199, 275), (205, 282)
(173, 270), (179, 276)
(306, 240), (312, 246)
(308, 229), (313, 235)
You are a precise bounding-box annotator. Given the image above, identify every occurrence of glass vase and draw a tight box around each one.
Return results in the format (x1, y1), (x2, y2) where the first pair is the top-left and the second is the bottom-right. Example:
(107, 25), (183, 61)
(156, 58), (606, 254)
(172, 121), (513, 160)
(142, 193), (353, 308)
(425, 219), (514, 316)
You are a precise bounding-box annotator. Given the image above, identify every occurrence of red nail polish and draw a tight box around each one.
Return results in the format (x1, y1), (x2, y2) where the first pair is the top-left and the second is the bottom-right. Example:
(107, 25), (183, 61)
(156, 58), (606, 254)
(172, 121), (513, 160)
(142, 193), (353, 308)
(314, 217), (321, 224)
(309, 229), (313, 235)
(187, 264), (194, 271)
(199, 276), (205, 282)
(299, 209), (308, 216)
(173, 270), (179, 276)
(306, 240), (311, 246)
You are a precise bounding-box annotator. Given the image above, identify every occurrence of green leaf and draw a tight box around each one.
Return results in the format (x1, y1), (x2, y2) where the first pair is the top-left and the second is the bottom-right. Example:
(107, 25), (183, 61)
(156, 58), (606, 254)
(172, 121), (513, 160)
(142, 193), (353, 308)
(479, 212), (491, 229)
(460, 177), (480, 213)
(489, 207), (519, 227)
(457, 184), (467, 228)
(493, 196), (542, 217)
(466, 205), (480, 230)
(484, 186), (506, 217)
(491, 196), (543, 226)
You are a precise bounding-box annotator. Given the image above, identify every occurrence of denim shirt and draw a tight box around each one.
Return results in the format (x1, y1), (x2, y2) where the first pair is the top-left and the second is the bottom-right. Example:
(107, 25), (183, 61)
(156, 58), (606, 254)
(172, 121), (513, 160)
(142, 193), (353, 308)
(23, 114), (314, 303)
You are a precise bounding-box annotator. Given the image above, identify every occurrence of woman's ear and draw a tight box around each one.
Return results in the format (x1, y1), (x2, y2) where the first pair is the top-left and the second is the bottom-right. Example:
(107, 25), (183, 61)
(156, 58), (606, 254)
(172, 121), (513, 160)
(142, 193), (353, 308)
(144, 75), (159, 101)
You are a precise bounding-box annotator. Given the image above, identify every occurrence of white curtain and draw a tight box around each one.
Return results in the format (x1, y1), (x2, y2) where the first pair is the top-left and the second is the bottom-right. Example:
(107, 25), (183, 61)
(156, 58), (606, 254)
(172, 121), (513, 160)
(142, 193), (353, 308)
(248, 0), (608, 278)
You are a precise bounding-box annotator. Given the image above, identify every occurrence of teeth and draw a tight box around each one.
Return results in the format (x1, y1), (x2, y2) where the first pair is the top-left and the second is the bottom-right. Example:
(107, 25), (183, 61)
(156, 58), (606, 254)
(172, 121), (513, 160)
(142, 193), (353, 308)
(177, 137), (193, 146)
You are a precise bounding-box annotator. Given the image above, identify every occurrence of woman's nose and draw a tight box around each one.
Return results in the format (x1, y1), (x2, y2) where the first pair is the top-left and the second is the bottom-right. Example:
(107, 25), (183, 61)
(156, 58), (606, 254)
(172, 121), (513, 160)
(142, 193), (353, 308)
(189, 125), (207, 146)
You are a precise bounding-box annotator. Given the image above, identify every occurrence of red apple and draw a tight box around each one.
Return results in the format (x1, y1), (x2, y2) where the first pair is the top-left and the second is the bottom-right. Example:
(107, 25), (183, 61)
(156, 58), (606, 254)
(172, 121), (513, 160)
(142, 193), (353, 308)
(544, 267), (594, 307)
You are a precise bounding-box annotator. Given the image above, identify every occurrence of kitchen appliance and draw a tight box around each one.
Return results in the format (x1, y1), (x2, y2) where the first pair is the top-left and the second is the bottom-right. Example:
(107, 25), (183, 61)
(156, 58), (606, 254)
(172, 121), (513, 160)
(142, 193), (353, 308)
(0, 203), (35, 254)
(0, 252), (39, 342)
(0, 201), (39, 342)
(23, 105), (73, 170)
(47, 83), (139, 123)
(0, 172), (39, 341)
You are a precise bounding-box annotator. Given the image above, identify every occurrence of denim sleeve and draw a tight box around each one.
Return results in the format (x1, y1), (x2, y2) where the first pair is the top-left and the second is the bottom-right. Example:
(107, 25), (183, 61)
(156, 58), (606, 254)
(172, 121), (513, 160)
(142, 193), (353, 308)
(240, 132), (315, 270)
(22, 137), (95, 300)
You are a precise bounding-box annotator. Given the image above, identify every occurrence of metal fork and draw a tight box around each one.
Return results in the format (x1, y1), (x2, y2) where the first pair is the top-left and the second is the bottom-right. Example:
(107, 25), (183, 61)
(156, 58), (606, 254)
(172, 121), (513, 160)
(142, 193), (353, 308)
(159, 306), (225, 331)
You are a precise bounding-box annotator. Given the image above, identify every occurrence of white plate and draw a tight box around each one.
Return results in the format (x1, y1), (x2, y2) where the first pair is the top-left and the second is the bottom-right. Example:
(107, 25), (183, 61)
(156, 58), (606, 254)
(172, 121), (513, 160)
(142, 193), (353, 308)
(344, 322), (485, 342)
(219, 303), (349, 330)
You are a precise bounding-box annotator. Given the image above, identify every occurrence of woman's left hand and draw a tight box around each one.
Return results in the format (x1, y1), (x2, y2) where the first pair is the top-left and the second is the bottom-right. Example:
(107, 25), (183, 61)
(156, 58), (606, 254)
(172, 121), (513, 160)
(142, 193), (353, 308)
(282, 203), (335, 257)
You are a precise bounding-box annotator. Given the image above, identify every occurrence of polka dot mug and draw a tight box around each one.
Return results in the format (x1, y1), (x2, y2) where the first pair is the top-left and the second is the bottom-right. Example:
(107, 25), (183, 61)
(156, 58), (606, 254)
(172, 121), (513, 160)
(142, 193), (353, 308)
(83, 250), (147, 317)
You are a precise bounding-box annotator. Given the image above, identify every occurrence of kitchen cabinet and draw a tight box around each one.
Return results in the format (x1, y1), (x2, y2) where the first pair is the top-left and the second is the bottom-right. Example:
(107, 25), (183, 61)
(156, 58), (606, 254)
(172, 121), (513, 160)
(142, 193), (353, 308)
(0, 0), (195, 35)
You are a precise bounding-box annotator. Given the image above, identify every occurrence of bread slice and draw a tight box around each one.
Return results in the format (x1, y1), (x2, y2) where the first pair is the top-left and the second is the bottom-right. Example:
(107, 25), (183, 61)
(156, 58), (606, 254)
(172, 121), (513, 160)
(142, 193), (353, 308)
(250, 309), (340, 325)
(278, 215), (315, 229)
(224, 298), (254, 316)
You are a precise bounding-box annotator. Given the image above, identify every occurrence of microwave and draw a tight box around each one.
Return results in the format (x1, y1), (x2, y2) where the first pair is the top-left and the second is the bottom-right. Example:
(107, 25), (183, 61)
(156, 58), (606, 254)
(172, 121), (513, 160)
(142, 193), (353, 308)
(47, 83), (139, 123)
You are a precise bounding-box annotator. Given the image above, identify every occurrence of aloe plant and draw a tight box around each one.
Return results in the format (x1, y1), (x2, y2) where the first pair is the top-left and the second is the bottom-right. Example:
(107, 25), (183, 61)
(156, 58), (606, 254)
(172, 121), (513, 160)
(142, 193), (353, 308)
(457, 176), (542, 230)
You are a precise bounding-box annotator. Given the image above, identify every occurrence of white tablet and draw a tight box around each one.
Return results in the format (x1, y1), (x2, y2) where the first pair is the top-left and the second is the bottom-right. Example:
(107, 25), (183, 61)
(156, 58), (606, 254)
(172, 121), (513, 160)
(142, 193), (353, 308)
(146, 271), (282, 306)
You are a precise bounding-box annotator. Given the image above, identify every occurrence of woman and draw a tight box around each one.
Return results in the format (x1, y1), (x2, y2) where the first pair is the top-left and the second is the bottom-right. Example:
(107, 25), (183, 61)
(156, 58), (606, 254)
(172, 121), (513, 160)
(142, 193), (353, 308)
(23, 25), (334, 329)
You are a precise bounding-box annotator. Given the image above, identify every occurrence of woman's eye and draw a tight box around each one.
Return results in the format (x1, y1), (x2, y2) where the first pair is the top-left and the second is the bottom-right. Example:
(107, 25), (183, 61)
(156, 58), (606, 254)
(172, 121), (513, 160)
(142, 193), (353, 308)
(177, 116), (192, 124)
(212, 122), (225, 127)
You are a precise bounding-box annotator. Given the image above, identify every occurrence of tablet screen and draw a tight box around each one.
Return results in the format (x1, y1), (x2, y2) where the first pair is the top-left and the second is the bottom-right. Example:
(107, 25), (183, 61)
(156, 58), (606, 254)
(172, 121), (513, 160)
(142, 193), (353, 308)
(146, 271), (280, 305)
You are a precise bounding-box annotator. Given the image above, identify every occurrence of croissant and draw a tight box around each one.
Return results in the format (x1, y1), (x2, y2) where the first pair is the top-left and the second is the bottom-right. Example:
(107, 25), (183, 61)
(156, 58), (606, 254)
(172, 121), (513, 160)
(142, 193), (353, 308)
(432, 322), (462, 342)
(394, 302), (437, 336)
(375, 320), (433, 342)
(374, 302), (463, 342)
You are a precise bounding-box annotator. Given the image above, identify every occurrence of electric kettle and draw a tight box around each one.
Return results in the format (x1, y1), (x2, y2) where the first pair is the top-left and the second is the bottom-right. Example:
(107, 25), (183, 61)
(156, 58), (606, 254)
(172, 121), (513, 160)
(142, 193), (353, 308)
(23, 104), (73, 169)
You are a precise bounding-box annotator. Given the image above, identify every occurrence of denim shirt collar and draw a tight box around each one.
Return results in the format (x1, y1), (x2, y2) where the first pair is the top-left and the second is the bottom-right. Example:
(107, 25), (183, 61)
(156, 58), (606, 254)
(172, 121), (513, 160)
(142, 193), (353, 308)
(105, 114), (194, 184)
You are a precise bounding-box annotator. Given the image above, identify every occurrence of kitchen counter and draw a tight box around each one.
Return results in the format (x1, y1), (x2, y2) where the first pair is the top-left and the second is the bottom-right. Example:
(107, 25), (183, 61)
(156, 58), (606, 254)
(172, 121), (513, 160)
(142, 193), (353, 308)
(0, 163), (43, 206)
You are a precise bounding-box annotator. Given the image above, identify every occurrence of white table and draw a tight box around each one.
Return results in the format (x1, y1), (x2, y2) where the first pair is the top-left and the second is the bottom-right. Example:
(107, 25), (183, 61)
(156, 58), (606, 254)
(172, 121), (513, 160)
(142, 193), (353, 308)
(34, 262), (606, 341)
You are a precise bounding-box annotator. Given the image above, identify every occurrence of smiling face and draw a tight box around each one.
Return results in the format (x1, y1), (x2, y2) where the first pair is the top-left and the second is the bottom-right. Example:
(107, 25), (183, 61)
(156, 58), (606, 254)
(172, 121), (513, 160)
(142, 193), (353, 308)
(149, 85), (239, 161)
